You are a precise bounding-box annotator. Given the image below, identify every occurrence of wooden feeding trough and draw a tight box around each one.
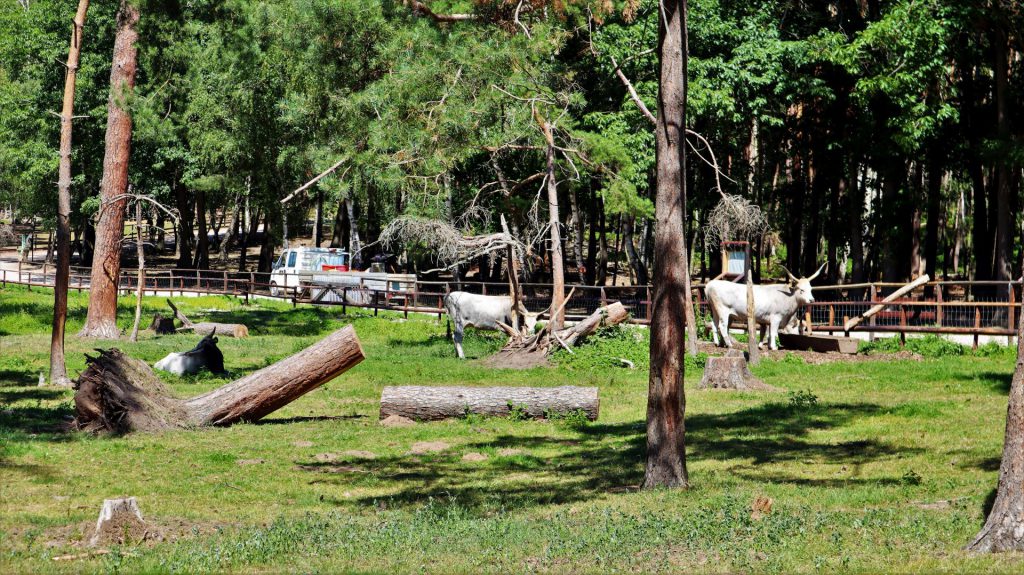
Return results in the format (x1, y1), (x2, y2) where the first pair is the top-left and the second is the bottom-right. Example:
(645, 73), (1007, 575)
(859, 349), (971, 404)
(778, 333), (859, 354)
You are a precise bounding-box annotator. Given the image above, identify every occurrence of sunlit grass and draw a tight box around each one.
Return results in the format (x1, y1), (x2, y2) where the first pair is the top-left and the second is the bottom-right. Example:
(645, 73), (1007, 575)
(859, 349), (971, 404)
(0, 284), (1020, 573)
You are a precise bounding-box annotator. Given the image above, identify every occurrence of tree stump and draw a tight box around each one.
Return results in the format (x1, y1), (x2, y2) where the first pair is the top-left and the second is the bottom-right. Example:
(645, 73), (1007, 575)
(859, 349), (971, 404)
(148, 313), (176, 335)
(89, 497), (147, 547)
(74, 325), (365, 433)
(380, 385), (599, 421)
(699, 350), (778, 391)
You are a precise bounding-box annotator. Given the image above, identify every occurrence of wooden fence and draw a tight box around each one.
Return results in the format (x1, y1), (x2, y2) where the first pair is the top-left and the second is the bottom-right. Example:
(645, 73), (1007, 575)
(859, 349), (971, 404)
(2, 261), (1021, 343)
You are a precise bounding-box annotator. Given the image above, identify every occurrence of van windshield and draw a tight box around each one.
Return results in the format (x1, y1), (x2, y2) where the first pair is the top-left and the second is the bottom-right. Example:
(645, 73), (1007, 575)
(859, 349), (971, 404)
(287, 251), (297, 267)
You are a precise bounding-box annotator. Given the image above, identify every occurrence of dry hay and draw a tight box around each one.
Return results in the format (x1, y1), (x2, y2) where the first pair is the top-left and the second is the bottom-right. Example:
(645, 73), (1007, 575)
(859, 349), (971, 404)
(704, 194), (770, 247)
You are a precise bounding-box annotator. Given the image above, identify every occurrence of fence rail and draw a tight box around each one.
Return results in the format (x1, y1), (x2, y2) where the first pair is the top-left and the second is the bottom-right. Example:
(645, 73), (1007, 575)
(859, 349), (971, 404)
(2, 261), (1021, 342)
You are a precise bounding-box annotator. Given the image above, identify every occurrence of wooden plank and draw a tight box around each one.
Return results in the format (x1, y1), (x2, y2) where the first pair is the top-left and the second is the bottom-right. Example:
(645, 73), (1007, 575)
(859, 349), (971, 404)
(779, 333), (859, 354)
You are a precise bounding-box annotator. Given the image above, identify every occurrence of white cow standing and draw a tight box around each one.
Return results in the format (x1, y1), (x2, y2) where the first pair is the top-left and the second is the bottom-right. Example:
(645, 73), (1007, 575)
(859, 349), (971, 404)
(444, 291), (539, 359)
(705, 263), (825, 351)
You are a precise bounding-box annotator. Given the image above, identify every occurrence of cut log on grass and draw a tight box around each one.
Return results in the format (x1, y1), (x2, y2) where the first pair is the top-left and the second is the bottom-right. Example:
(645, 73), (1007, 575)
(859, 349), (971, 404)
(380, 385), (599, 421)
(167, 299), (249, 338)
(699, 350), (779, 391)
(74, 325), (364, 433)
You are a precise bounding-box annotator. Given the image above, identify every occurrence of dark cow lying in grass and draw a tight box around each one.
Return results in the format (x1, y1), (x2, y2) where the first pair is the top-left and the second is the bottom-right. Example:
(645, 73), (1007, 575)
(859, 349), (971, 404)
(154, 332), (226, 376)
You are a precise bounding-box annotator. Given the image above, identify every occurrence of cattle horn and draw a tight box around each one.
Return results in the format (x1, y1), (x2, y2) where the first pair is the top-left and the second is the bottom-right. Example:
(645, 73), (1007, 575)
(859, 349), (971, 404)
(779, 265), (798, 284)
(807, 262), (827, 281)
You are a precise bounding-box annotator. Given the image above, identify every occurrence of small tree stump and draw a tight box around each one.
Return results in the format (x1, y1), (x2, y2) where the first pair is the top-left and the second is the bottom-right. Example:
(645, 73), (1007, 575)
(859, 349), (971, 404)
(148, 313), (175, 335)
(699, 350), (779, 391)
(89, 497), (147, 547)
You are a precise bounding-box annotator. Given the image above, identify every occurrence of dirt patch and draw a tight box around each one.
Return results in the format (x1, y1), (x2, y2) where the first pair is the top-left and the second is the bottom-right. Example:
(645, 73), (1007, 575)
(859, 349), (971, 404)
(296, 464), (367, 474)
(696, 342), (923, 365)
(497, 448), (524, 457)
(342, 450), (376, 459)
(409, 441), (449, 454)
(42, 517), (230, 551)
(481, 349), (551, 370)
(380, 415), (416, 427)
(461, 452), (488, 462)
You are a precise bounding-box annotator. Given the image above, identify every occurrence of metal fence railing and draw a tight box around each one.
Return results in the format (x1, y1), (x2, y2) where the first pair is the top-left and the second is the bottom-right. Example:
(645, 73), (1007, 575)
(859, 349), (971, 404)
(2, 261), (1020, 342)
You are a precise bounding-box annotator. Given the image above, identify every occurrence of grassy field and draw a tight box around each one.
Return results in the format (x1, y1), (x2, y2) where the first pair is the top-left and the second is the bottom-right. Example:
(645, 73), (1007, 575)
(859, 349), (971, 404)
(1, 284), (1022, 573)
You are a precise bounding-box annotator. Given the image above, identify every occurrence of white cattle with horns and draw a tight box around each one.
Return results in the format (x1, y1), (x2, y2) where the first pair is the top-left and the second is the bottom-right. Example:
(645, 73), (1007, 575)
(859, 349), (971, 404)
(705, 263), (826, 351)
(444, 291), (539, 359)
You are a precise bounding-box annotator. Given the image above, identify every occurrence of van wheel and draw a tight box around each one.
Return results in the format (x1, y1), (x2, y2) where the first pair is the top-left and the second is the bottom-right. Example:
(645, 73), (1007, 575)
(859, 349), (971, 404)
(270, 281), (280, 297)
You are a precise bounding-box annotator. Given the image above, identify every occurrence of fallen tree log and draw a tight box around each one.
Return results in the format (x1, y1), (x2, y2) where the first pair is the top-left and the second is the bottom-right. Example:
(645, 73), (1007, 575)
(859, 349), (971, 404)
(167, 299), (249, 338)
(380, 385), (599, 421)
(74, 325), (364, 433)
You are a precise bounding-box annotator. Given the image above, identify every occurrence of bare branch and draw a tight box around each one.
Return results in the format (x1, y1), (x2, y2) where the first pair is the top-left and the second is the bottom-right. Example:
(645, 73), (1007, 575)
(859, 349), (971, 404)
(280, 158), (347, 204)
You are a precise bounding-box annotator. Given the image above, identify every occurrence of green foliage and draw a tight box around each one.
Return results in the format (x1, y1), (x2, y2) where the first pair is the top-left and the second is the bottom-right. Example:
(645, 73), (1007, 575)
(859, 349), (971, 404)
(787, 389), (819, 408)
(859, 335), (965, 358)
(506, 402), (530, 422)
(553, 324), (649, 371)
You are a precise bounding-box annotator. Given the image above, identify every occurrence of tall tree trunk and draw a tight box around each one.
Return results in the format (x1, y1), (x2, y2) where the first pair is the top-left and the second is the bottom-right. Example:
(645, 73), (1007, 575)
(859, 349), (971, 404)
(597, 201), (608, 285)
(193, 188), (209, 269)
(643, 0), (688, 490)
(174, 176), (192, 268)
(50, 0), (90, 386)
(967, 247), (1024, 552)
(925, 151), (941, 281)
(910, 162), (924, 277)
(129, 201), (144, 342)
(345, 198), (361, 269)
(569, 187), (586, 284)
(313, 188), (324, 246)
(330, 198), (345, 248)
(623, 215), (649, 285)
(258, 211), (276, 273)
(993, 31), (1013, 295)
(219, 193), (240, 264)
(586, 184), (598, 285)
(538, 118), (566, 331)
(80, 0), (139, 339)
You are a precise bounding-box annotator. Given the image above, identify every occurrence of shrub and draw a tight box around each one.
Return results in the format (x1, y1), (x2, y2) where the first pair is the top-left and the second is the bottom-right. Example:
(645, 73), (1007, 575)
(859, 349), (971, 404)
(787, 389), (818, 408)
(859, 335), (964, 358)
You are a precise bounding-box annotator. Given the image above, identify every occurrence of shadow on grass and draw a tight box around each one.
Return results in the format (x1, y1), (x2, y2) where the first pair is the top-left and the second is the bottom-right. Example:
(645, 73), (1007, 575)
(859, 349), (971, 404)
(254, 414), (366, 425)
(295, 401), (909, 512)
(0, 368), (38, 386)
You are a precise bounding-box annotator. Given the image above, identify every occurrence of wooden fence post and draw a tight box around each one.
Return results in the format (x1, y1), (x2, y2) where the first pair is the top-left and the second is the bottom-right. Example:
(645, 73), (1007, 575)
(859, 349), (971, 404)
(935, 284), (943, 327)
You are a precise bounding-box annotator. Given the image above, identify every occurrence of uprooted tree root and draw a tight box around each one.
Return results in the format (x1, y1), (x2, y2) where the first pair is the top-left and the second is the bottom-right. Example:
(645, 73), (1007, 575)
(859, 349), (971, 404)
(73, 325), (365, 434)
(495, 301), (629, 360)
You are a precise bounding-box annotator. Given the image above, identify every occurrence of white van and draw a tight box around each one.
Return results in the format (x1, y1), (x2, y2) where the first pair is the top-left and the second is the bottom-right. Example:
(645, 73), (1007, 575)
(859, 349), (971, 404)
(270, 247), (349, 296)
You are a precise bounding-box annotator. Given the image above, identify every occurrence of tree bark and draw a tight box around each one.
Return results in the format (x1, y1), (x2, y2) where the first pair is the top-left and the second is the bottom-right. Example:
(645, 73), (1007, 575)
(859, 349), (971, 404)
(314, 188), (324, 246)
(379, 386), (599, 421)
(538, 119), (566, 331)
(129, 201), (144, 342)
(345, 197), (361, 269)
(79, 0), (139, 339)
(967, 260), (1024, 551)
(992, 30), (1013, 296)
(569, 187), (586, 284)
(219, 193), (240, 264)
(174, 175), (192, 268)
(50, 0), (90, 387)
(193, 188), (209, 269)
(643, 0), (688, 490)
(623, 215), (649, 285)
(74, 325), (365, 433)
